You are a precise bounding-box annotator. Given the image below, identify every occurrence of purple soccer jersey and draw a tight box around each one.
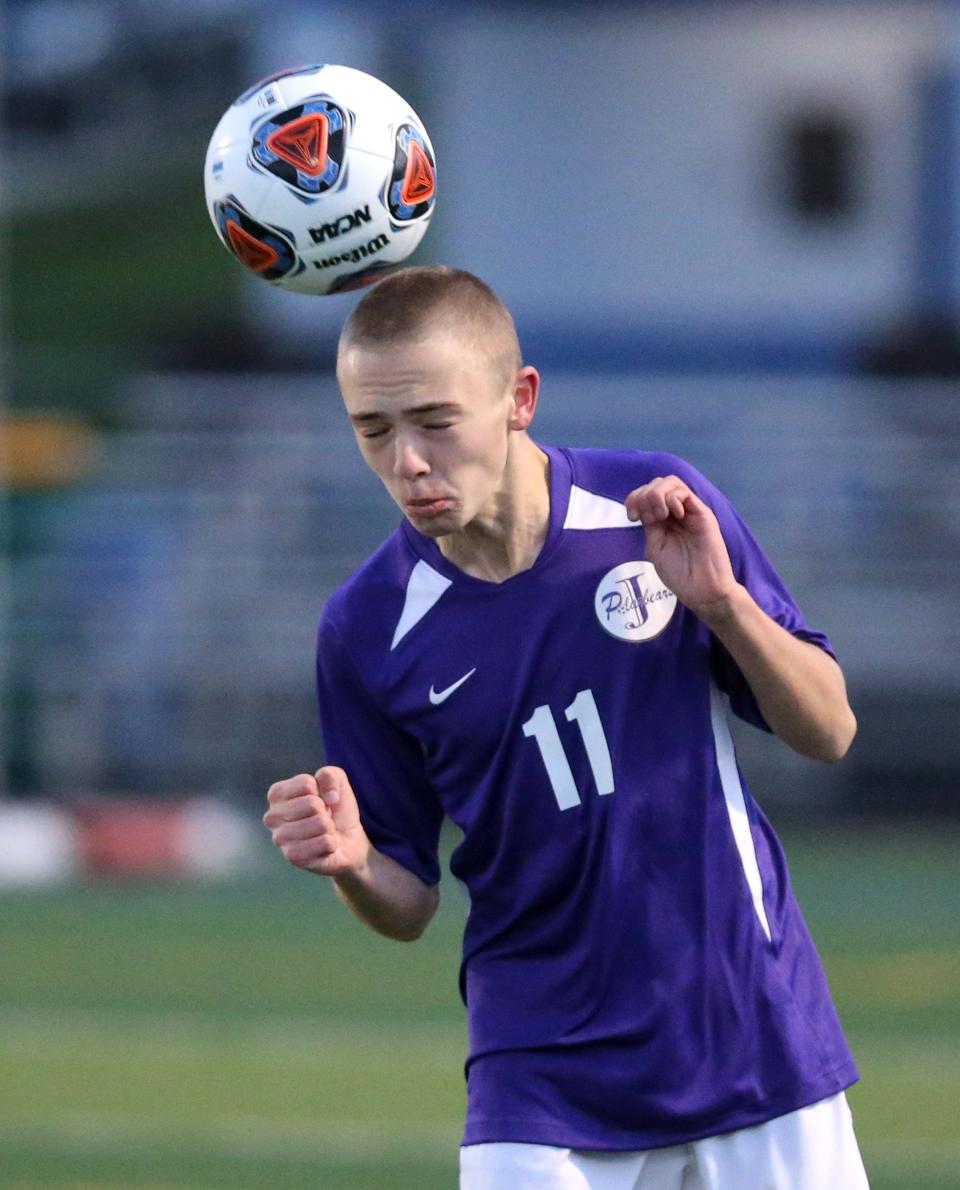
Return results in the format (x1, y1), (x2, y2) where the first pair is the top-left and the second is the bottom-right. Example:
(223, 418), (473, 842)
(315, 446), (858, 1150)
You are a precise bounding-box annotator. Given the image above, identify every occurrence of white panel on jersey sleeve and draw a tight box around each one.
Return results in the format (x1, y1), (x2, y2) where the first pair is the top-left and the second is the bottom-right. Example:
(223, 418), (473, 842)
(563, 485), (637, 530)
(709, 682), (773, 942)
(390, 559), (453, 651)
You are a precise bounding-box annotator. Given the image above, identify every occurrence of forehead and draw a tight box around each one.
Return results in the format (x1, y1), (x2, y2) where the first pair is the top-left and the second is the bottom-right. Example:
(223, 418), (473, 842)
(337, 329), (496, 411)
(339, 327), (460, 377)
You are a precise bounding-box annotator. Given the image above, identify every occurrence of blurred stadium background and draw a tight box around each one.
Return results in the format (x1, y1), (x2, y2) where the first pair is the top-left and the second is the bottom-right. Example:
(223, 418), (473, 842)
(1, 1), (959, 1187)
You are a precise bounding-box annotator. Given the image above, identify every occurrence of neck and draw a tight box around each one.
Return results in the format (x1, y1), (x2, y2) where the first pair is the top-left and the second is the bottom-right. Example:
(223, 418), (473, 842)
(438, 438), (551, 582)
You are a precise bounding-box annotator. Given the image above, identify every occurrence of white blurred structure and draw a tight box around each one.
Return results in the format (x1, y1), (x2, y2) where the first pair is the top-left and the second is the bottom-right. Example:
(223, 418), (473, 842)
(0, 801), (79, 886)
(432, 4), (945, 340)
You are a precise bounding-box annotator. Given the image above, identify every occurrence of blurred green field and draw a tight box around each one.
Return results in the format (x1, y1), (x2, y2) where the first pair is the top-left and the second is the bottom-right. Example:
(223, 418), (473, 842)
(1, 824), (958, 1190)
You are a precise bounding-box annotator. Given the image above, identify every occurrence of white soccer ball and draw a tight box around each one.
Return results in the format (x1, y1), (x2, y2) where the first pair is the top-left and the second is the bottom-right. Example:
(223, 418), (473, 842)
(204, 64), (437, 296)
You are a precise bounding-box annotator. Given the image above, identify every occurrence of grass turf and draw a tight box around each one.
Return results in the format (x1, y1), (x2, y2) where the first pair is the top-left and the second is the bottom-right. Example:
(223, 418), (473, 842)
(0, 824), (957, 1189)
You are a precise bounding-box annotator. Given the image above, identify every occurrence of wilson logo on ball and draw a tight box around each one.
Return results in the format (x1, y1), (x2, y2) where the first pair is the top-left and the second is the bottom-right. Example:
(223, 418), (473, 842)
(251, 97), (351, 197)
(387, 124), (436, 222)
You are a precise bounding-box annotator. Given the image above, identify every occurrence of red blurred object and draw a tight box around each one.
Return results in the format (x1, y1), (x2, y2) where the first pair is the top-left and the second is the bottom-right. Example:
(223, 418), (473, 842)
(73, 797), (186, 876)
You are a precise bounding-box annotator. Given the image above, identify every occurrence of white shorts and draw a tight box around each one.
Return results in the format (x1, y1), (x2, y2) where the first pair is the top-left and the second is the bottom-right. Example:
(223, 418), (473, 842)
(460, 1091), (868, 1189)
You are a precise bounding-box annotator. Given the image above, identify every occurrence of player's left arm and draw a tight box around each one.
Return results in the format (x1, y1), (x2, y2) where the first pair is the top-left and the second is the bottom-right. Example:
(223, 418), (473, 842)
(626, 475), (857, 762)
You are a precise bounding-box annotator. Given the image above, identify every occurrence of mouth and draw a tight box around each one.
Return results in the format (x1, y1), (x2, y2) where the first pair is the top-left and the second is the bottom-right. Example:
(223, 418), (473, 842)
(404, 496), (456, 518)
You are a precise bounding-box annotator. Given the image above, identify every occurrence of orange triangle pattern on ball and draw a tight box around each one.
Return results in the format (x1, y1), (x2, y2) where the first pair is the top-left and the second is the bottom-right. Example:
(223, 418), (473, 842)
(225, 221), (280, 272)
(401, 139), (435, 206)
(265, 113), (330, 176)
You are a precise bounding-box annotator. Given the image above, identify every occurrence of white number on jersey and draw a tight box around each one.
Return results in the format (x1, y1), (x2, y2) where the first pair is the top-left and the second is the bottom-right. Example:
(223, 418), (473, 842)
(522, 689), (614, 810)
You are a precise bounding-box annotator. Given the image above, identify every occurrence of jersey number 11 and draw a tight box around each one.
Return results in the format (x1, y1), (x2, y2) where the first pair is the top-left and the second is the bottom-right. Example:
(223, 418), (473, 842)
(522, 689), (615, 810)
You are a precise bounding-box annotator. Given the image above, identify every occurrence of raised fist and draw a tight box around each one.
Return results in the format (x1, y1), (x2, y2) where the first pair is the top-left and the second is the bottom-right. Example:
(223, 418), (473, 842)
(263, 766), (369, 877)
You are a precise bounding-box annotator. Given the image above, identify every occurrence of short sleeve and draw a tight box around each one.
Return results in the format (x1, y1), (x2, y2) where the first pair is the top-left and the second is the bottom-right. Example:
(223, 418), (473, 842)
(657, 454), (837, 732)
(315, 614), (444, 885)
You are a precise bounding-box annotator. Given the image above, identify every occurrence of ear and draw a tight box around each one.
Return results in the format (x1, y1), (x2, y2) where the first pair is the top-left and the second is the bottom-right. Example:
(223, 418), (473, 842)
(508, 366), (541, 431)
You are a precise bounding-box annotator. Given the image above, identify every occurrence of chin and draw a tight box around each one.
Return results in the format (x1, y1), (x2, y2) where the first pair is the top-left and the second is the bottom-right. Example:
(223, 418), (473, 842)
(404, 508), (463, 537)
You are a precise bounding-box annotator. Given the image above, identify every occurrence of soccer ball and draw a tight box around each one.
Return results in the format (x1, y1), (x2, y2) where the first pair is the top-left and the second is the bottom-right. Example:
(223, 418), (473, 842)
(204, 64), (437, 296)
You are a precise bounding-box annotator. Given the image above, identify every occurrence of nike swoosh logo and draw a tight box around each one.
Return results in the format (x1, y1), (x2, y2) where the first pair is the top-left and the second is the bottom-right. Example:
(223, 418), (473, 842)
(429, 668), (477, 706)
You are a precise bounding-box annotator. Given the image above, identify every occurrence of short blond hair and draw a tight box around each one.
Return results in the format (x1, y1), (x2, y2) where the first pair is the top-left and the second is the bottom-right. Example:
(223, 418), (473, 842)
(338, 265), (522, 386)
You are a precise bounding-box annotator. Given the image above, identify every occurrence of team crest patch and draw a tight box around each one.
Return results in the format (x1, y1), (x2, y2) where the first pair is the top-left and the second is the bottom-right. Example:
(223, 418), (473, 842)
(594, 562), (677, 642)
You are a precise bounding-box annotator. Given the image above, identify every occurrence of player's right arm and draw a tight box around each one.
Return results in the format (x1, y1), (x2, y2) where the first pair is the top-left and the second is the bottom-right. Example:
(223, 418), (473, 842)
(263, 765), (439, 942)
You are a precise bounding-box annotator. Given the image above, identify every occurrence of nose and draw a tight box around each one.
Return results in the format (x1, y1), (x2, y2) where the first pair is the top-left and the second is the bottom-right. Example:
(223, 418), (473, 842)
(393, 435), (429, 480)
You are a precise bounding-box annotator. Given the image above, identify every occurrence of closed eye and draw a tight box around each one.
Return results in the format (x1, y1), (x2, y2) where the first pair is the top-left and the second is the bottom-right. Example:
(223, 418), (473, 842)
(357, 419), (454, 438)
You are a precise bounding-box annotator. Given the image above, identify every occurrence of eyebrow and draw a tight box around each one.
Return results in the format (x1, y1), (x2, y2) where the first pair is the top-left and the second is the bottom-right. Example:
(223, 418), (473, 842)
(349, 402), (462, 424)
